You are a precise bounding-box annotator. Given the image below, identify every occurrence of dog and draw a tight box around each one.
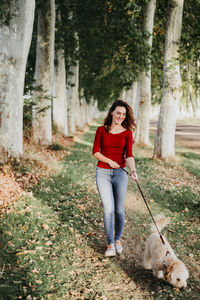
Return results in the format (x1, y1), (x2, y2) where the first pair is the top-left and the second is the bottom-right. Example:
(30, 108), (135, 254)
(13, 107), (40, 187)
(143, 214), (189, 288)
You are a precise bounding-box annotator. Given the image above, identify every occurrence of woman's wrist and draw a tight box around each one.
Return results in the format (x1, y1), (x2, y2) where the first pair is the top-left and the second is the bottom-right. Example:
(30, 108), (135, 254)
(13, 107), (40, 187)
(106, 158), (112, 164)
(131, 170), (136, 175)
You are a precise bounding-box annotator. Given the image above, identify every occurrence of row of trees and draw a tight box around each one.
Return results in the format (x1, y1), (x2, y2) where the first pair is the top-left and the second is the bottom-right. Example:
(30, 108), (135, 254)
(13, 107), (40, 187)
(120, 0), (199, 158)
(0, 0), (199, 162)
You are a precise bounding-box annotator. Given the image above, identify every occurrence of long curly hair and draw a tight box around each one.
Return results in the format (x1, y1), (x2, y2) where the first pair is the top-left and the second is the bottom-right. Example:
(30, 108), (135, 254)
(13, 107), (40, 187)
(104, 100), (137, 132)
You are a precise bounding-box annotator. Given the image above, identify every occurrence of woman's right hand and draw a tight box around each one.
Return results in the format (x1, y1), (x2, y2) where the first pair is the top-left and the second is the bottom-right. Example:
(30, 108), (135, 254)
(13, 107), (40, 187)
(108, 159), (120, 169)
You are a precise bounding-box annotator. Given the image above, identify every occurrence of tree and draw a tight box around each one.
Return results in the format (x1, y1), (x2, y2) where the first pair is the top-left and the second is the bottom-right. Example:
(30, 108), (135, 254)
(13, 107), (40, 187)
(67, 58), (79, 136)
(179, 0), (200, 118)
(53, 47), (68, 136)
(76, 0), (149, 109)
(0, 0), (35, 161)
(53, 8), (68, 136)
(32, 0), (55, 145)
(135, 0), (156, 145)
(153, 0), (184, 159)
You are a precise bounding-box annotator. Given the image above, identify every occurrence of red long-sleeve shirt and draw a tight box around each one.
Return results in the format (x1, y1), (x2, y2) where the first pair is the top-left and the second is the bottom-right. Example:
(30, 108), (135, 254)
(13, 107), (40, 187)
(92, 126), (134, 169)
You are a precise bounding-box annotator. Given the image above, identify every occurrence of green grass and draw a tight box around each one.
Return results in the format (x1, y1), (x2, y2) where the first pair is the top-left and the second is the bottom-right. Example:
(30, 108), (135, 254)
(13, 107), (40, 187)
(0, 123), (199, 299)
(176, 151), (200, 178)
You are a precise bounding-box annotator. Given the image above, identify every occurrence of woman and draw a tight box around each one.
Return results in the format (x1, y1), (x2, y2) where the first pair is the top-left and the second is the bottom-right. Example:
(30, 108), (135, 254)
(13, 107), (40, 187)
(92, 99), (138, 257)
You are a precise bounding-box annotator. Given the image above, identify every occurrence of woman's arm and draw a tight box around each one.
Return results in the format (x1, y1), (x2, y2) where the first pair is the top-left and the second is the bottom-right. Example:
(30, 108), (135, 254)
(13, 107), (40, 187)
(126, 156), (138, 181)
(93, 152), (120, 169)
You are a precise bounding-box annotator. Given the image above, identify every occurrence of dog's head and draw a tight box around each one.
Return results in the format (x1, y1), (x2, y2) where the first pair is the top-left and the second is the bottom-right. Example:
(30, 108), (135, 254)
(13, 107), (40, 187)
(163, 254), (189, 288)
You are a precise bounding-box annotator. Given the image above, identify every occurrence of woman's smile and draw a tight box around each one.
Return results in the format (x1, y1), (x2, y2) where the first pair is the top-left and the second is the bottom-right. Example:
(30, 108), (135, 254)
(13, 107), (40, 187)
(112, 106), (126, 125)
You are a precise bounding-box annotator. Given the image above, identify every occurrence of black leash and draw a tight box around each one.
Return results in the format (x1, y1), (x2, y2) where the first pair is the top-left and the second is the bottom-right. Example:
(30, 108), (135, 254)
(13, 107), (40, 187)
(121, 168), (165, 245)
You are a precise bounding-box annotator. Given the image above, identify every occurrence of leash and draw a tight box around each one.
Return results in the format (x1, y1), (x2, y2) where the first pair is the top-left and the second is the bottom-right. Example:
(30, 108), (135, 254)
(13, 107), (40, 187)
(121, 168), (165, 245)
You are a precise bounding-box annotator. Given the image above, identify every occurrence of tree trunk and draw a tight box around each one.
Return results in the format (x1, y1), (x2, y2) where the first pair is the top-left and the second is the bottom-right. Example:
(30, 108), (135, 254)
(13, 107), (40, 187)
(67, 60), (79, 136)
(188, 84), (197, 119)
(86, 98), (98, 124)
(127, 81), (139, 109)
(73, 61), (82, 130)
(154, 0), (184, 159)
(79, 98), (86, 129)
(119, 89), (126, 101)
(133, 80), (140, 121)
(32, 0), (55, 145)
(0, 0), (35, 161)
(79, 90), (88, 128)
(135, 0), (156, 145)
(53, 48), (68, 136)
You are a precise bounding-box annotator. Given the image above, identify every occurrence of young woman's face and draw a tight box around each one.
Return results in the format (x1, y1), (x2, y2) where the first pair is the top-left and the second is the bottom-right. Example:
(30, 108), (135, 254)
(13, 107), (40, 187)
(111, 106), (126, 125)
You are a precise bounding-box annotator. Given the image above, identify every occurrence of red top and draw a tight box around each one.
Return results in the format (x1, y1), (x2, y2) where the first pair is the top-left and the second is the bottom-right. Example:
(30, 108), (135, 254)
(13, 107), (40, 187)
(93, 126), (134, 169)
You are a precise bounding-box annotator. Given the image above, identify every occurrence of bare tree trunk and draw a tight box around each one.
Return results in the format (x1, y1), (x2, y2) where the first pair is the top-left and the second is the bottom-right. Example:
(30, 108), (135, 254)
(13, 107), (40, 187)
(32, 0), (55, 145)
(79, 98), (86, 129)
(119, 89), (126, 101)
(67, 61), (78, 136)
(128, 81), (139, 109)
(188, 84), (197, 119)
(135, 0), (156, 145)
(0, 0), (35, 161)
(154, 0), (184, 159)
(133, 80), (140, 121)
(73, 61), (82, 130)
(86, 98), (98, 124)
(79, 90), (88, 128)
(53, 48), (68, 136)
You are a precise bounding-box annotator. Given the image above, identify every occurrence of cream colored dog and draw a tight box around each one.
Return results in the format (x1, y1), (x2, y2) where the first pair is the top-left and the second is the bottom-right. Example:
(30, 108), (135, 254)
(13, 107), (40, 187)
(143, 214), (189, 288)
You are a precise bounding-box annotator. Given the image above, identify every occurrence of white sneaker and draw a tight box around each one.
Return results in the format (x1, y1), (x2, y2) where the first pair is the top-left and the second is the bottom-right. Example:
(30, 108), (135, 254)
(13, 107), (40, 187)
(115, 241), (123, 254)
(105, 244), (116, 257)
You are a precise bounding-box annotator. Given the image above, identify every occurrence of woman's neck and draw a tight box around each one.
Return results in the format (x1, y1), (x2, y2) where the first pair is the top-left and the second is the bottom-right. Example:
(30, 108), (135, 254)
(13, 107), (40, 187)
(110, 124), (125, 133)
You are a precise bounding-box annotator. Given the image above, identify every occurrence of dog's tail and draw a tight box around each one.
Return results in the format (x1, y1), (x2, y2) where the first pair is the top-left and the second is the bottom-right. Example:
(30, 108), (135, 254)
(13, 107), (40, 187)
(150, 214), (170, 233)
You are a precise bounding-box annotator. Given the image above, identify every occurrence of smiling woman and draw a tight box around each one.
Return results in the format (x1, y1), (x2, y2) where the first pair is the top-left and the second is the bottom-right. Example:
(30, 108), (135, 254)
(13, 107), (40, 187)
(111, 106), (127, 129)
(92, 99), (138, 257)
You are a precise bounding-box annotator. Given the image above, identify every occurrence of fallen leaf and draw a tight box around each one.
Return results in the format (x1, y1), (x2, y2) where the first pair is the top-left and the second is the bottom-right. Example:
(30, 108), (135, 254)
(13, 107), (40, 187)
(42, 224), (49, 230)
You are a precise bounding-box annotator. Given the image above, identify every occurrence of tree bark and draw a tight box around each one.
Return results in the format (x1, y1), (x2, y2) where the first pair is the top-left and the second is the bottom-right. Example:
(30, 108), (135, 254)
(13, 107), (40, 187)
(67, 59), (80, 136)
(0, 0), (35, 161)
(154, 0), (184, 158)
(53, 48), (68, 136)
(79, 98), (86, 129)
(119, 89), (126, 101)
(127, 81), (139, 109)
(32, 0), (55, 145)
(73, 61), (82, 130)
(188, 84), (197, 119)
(133, 80), (140, 121)
(135, 0), (156, 145)
(86, 98), (95, 124)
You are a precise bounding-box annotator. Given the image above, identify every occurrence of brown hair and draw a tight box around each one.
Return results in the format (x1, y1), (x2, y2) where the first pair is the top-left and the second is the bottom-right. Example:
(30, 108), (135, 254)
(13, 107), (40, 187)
(103, 99), (137, 132)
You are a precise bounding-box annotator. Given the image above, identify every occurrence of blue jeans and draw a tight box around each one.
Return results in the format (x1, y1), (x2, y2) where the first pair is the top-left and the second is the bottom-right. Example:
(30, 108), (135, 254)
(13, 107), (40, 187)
(96, 167), (128, 244)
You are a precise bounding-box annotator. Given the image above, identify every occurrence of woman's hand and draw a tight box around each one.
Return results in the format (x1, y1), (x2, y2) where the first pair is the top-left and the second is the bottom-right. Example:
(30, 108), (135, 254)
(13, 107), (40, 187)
(108, 159), (120, 169)
(131, 170), (138, 181)
(126, 157), (137, 181)
(93, 152), (120, 169)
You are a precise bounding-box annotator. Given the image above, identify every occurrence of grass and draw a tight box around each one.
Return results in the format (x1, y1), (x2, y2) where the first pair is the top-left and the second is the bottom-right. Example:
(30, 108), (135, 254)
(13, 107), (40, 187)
(0, 122), (199, 299)
(179, 152), (200, 178)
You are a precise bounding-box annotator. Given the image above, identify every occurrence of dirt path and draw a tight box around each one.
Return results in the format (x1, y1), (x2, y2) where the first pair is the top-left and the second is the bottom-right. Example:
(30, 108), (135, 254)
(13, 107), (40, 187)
(150, 120), (200, 151)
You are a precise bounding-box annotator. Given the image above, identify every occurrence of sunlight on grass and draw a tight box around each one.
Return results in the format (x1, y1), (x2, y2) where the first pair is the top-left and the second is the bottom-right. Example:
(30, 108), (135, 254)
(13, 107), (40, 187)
(74, 136), (93, 147)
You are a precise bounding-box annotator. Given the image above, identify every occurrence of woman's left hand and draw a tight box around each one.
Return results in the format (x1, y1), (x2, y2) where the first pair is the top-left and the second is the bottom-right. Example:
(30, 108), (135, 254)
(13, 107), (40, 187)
(131, 170), (138, 181)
